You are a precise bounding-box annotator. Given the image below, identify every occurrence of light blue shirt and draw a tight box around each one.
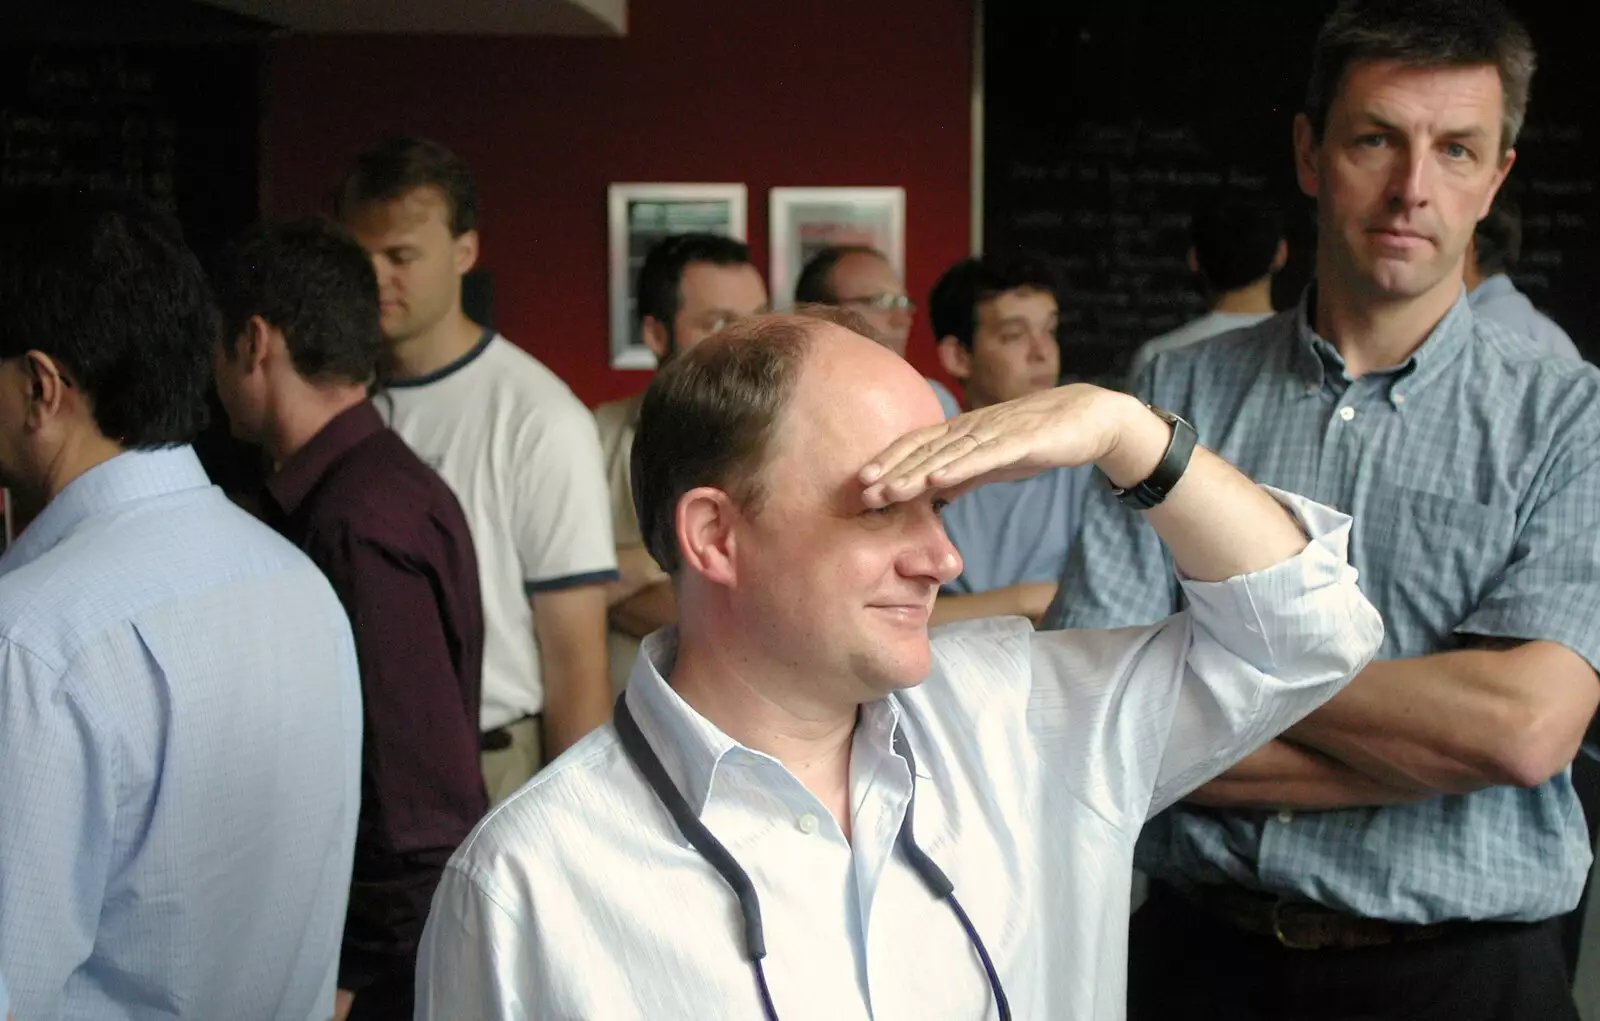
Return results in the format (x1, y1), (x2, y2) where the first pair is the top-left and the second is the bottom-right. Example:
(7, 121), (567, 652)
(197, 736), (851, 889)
(0, 448), (363, 1021)
(940, 466), (1092, 596)
(1047, 292), (1600, 923)
(415, 490), (1380, 1020)
(1468, 273), (1582, 362)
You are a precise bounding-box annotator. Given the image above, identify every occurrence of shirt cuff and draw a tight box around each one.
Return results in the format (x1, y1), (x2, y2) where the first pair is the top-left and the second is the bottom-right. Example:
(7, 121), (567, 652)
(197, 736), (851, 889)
(1177, 486), (1382, 677)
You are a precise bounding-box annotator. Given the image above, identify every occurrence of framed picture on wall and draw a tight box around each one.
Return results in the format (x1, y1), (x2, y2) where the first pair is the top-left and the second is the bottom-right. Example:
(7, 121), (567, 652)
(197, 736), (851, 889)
(608, 183), (748, 369)
(769, 187), (906, 308)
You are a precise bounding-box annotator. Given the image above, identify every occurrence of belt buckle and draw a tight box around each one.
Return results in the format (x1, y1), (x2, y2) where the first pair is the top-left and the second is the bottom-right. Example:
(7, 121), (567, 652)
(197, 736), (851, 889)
(1270, 899), (1319, 950)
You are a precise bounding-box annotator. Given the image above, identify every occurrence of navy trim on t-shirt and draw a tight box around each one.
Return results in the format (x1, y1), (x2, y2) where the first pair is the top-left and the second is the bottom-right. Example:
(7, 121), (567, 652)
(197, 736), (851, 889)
(524, 569), (622, 596)
(386, 326), (496, 389)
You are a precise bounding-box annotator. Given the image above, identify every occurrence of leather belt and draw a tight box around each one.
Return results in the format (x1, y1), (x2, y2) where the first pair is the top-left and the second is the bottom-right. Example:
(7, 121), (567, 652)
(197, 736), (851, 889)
(479, 713), (539, 752)
(1170, 882), (1452, 950)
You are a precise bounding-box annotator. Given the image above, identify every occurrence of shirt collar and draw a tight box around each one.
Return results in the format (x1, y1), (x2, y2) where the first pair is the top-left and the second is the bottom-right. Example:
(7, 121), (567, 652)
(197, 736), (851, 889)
(1468, 272), (1516, 303)
(0, 446), (209, 577)
(263, 401), (386, 517)
(1289, 284), (1475, 399)
(623, 628), (921, 819)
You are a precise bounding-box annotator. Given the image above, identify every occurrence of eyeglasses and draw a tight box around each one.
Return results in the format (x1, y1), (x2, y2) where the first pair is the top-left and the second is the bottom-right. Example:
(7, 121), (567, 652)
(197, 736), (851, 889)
(840, 293), (916, 314)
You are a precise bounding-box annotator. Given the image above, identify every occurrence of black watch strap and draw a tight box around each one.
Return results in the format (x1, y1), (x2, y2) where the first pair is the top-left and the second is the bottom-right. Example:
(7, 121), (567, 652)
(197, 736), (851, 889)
(1108, 405), (1197, 510)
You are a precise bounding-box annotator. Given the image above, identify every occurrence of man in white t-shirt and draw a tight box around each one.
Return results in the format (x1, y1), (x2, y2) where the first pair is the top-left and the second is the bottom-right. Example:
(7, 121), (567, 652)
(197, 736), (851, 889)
(338, 136), (618, 802)
(1127, 192), (1288, 386)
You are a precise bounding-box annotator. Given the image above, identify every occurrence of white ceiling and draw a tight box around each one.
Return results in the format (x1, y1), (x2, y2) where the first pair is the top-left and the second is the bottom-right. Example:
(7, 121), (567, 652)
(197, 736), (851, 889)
(193, 0), (626, 36)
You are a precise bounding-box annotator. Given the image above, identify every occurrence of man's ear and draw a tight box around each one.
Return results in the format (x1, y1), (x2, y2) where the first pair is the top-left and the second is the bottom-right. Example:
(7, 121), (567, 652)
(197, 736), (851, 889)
(641, 317), (673, 362)
(675, 486), (739, 586)
(453, 228), (480, 276)
(240, 315), (277, 373)
(1293, 113), (1321, 199)
(937, 335), (973, 381)
(1186, 247), (1200, 275)
(1271, 239), (1289, 273)
(21, 350), (71, 429)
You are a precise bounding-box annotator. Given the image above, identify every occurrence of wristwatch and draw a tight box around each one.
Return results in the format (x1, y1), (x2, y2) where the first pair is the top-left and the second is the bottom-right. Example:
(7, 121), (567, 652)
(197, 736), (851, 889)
(1108, 405), (1197, 510)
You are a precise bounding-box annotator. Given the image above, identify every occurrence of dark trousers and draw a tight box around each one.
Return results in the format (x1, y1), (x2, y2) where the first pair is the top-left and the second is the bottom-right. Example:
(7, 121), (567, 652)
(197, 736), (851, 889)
(1128, 883), (1579, 1021)
(345, 967), (414, 1021)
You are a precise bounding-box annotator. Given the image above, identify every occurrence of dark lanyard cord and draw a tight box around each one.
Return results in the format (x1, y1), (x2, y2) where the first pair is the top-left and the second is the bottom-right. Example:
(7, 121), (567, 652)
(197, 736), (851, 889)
(614, 694), (1011, 1021)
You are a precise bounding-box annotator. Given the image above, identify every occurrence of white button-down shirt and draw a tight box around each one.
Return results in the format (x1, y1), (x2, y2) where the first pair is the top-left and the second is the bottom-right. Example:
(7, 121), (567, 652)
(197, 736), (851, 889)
(416, 490), (1382, 1020)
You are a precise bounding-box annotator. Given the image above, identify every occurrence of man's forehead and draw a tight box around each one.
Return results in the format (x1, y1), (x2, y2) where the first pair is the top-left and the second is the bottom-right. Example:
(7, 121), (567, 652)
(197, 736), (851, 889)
(347, 186), (451, 241)
(979, 286), (1058, 319)
(834, 251), (898, 289)
(679, 261), (766, 308)
(1337, 60), (1505, 125)
(777, 332), (942, 462)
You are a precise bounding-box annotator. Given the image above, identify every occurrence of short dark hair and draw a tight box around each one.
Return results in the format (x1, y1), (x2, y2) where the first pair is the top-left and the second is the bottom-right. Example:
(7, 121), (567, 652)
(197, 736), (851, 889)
(631, 306), (870, 574)
(793, 245), (888, 305)
(1474, 191), (1522, 276)
(0, 189), (213, 448)
(1305, 0), (1536, 153)
(636, 232), (754, 330)
(333, 135), (478, 236)
(1190, 193), (1285, 293)
(928, 252), (1066, 351)
(216, 218), (384, 386)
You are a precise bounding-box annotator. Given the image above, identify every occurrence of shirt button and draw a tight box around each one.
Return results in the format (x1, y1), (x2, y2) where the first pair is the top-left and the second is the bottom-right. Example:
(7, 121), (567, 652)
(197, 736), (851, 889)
(1392, 393), (1407, 405)
(798, 813), (819, 835)
(1338, 406), (1356, 421)
(1277, 809), (1294, 824)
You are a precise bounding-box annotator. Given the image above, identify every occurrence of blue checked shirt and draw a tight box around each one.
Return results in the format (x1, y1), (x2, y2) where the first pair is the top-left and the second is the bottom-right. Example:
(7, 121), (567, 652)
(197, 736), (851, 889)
(0, 448), (363, 1020)
(1046, 290), (1600, 924)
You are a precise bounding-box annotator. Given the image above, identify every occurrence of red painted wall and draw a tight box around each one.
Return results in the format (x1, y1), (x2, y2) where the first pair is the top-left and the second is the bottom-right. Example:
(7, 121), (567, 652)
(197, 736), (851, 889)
(261, 0), (973, 407)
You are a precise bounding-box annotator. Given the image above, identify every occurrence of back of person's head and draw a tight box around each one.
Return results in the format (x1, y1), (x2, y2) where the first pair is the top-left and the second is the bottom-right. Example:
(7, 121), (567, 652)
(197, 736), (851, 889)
(1190, 193), (1285, 292)
(0, 189), (213, 448)
(1473, 192), (1522, 276)
(630, 306), (870, 575)
(333, 135), (478, 237)
(215, 218), (384, 387)
(793, 245), (889, 305)
(1305, 0), (1535, 154)
(928, 252), (1066, 351)
(635, 232), (754, 328)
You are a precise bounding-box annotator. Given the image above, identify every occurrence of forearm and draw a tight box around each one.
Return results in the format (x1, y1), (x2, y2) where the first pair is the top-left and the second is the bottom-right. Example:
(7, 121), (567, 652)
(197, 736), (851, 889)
(1096, 397), (1307, 582)
(342, 848), (454, 991)
(606, 544), (668, 607)
(931, 582), (1055, 626)
(1288, 641), (1599, 793)
(1186, 739), (1430, 810)
(609, 580), (677, 638)
(534, 586), (612, 757)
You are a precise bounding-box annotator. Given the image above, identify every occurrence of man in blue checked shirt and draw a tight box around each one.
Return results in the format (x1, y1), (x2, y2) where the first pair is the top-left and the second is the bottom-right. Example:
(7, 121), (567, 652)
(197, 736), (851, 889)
(1048, 2), (1600, 1019)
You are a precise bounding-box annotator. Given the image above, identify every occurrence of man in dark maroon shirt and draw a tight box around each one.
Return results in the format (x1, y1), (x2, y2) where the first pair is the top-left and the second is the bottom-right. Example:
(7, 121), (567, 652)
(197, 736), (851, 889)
(211, 217), (487, 1021)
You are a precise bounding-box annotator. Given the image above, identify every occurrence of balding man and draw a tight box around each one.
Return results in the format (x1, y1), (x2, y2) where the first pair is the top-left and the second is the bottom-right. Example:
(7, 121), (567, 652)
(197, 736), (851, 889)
(795, 245), (961, 416)
(415, 311), (1381, 1019)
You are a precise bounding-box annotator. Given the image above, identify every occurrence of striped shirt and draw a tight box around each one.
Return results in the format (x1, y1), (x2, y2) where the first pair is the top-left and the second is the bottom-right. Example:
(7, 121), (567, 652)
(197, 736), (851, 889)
(0, 448), (362, 1019)
(1047, 290), (1600, 923)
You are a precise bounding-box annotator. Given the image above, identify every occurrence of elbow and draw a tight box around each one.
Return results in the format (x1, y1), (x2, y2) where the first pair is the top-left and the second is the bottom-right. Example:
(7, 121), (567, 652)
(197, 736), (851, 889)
(1485, 704), (1583, 789)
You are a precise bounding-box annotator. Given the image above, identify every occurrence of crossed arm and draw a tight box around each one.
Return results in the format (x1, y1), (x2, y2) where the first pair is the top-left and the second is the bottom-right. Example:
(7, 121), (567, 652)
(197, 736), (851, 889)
(1192, 638), (1599, 810)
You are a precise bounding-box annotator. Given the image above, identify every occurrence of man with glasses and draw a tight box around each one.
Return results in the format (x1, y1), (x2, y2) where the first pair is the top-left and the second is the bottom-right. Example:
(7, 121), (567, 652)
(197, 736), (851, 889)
(926, 253), (1090, 626)
(595, 233), (769, 693)
(795, 245), (961, 416)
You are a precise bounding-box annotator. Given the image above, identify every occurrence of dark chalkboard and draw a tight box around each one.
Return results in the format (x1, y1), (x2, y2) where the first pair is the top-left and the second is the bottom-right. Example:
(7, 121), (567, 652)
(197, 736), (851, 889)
(984, 0), (1599, 380)
(1, 41), (266, 494)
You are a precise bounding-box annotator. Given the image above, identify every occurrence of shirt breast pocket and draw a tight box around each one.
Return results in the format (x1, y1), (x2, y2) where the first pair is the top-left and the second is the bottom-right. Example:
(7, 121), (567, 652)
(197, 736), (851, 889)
(1356, 487), (1516, 652)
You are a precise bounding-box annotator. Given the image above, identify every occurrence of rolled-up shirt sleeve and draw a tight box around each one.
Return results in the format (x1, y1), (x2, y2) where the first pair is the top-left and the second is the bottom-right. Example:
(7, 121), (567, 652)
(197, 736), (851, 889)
(1029, 488), (1384, 828)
